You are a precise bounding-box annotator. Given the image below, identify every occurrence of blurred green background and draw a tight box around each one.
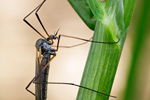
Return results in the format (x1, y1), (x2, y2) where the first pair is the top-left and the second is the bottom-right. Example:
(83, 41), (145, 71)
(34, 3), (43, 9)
(0, 0), (149, 100)
(123, 0), (150, 100)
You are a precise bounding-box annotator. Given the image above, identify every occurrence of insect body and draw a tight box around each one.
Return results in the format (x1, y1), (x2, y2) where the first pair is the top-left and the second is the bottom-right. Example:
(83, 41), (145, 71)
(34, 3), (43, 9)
(35, 37), (56, 100)
(24, 0), (119, 100)
(25, 33), (59, 100)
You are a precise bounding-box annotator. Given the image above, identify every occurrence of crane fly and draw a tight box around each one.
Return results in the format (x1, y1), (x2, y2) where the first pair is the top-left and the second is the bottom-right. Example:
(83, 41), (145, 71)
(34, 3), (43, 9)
(23, 0), (119, 100)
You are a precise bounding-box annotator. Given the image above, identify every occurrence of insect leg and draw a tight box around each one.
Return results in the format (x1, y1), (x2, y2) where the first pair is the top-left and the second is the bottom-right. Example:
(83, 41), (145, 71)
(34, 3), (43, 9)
(53, 36), (93, 48)
(26, 47), (55, 96)
(25, 48), (41, 96)
(35, 82), (116, 98)
(59, 34), (120, 44)
(25, 77), (36, 96)
(34, 55), (56, 83)
(23, 1), (46, 38)
(53, 34), (120, 49)
(34, 0), (53, 43)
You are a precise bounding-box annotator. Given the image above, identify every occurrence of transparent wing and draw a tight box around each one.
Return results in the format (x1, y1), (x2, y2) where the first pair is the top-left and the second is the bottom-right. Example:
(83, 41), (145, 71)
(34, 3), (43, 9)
(35, 48), (42, 99)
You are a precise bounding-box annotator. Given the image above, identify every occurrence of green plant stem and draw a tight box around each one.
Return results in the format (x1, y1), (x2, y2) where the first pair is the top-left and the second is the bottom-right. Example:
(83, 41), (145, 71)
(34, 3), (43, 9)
(68, 0), (137, 100)
(77, 21), (120, 100)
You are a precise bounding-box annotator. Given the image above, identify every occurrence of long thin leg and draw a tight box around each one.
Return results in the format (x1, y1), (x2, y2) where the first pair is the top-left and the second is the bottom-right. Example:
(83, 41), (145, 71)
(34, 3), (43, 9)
(23, 1), (46, 38)
(56, 35), (61, 51)
(32, 53), (116, 98)
(26, 48), (56, 96)
(31, 54), (117, 98)
(59, 34), (120, 44)
(53, 34), (120, 49)
(32, 48), (116, 98)
(25, 77), (36, 96)
(34, 81), (116, 98)
(34, 0), (54, 43)
(25, 49), (41, 96)
(52, 36), (93, 49)
(34, 55), (56, 82)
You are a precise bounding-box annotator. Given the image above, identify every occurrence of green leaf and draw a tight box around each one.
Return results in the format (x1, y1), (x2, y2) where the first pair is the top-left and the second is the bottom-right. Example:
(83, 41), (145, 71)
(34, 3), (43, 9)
(68, 0), (96, 30)
(87, 0), (118, 42)
(123, 0), (137, 29)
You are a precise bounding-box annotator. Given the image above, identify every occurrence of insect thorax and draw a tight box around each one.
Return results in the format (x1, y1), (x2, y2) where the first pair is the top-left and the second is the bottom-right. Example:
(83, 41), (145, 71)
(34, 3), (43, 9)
(35, 39), (51, 54)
